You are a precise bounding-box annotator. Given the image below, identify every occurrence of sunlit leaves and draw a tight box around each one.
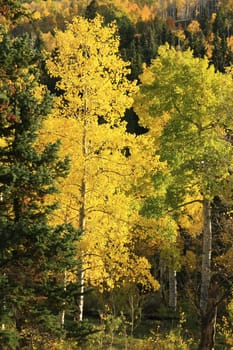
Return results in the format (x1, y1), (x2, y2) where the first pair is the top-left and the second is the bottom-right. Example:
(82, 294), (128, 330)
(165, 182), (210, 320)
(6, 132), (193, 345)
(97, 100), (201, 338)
(47, 15), (137, 126)
(42, 15), (158, 292)
(135, 44), (233, 200)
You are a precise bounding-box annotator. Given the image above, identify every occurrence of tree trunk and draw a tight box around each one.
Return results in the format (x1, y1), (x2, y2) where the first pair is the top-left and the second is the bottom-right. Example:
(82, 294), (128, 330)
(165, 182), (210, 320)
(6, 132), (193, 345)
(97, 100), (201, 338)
(158, 257), (166, 302)
(200, 199), (212, 313)
(78, 129), (87, 322)
(169, 269), (177, 311)
(199, 199), (217, 350)
(61, 269), (67, 328)
(199, 300), (217, 350)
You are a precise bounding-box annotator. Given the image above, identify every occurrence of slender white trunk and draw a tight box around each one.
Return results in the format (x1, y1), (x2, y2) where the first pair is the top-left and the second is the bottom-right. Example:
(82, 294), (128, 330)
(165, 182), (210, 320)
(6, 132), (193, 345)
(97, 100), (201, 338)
(200, 199), (212, 314)
(78, 113), (88, 321)
(199, 199), (218, 349)
(78, 269), (85, 321)
(78, 172), (87, 322)
(61, 269), (67, 328)
(169, 269), (177, 311)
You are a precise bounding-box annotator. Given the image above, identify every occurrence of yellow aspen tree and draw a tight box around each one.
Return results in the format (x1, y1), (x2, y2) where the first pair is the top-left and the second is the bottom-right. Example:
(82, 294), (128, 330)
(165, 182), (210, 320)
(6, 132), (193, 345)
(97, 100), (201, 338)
(43, 15), (159, 320)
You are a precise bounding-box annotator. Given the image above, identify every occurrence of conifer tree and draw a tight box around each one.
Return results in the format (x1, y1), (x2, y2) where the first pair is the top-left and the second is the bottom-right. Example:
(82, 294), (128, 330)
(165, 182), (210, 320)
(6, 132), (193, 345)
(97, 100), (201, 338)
(211, 8), (233, 71)
(0, 2), (80, 348)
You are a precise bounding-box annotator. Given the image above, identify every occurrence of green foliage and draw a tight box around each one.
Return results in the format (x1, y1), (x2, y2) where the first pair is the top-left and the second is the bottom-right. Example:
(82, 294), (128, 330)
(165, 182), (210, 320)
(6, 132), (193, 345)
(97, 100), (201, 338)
(1, 1), (233, 349)
(73, 310), (197, 350)
(0, 3), (84, 348)
(135, 45), (233, 202)
(135, 43), (233, 348)
(184, 21), (207, 58)
(212, 8), (233, 72)
(0, 330), (20, 349)
(0, 0), (30, 24)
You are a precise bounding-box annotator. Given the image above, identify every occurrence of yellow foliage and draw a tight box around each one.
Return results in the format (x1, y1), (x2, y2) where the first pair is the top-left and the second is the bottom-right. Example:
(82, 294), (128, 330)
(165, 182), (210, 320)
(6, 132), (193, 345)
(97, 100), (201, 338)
(0, 138), (7, 147)
(187, 20), (202, 33)
(178, 197), (203, 236)
(40, 32), (57, 52)
(141, 5), (153, 21)
(175, 28), (186, 41)
(47, 15), (137, 126)
(24, 0), (56, 19)
(31, 10), (41, 20)
(33, 84), (48, 103)
(182, 250), (197, 271)
(40, 15), (160, 292)
(227, 36), (233, 52)
(39, 114), (159, 291)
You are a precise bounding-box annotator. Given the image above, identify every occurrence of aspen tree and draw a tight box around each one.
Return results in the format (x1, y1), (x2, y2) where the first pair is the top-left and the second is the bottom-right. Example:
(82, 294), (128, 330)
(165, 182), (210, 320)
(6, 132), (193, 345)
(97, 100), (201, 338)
(134, 44), (233, 350)
(45, 15), (159, 321)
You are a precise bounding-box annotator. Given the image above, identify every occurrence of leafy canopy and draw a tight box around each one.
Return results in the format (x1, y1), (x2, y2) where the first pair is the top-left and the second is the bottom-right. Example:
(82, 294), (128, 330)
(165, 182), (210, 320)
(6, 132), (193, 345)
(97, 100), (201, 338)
(44, 15), (159, 292)
(135, 44), (233, 205)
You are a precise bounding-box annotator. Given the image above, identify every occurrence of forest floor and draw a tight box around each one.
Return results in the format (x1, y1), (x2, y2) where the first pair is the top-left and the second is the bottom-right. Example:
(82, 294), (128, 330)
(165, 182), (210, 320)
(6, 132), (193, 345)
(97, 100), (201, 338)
(77, 316), (230, 350)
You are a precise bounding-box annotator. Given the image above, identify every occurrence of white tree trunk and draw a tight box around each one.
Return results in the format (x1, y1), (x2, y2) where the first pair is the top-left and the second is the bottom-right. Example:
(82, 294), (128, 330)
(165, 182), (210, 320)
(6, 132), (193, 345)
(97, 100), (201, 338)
(169, 269), (177, 311)
(61, 269), (67, 327)
(78, 115), (87, 321)
(200, 199), (212, 314)
(78, 269), (85, 321)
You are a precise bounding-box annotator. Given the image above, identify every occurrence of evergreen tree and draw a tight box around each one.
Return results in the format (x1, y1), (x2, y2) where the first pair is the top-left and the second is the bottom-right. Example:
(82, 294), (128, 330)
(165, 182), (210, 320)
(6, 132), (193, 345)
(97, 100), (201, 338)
(185, 20), (207, 58)
(0, 2), (80, 348)
(85, 0), (99, 20)
(212, 8), (233, 71)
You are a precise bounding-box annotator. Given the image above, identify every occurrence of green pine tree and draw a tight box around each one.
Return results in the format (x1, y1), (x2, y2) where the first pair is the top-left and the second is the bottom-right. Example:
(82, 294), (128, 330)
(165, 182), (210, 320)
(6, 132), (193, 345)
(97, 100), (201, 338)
(0, 3), (81, 348)
(212, 8), (233, 72)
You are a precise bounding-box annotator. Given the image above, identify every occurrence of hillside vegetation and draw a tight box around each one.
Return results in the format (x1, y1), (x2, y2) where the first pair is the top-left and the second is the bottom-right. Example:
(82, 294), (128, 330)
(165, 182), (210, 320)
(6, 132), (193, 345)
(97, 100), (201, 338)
(0, 0), (233, 349)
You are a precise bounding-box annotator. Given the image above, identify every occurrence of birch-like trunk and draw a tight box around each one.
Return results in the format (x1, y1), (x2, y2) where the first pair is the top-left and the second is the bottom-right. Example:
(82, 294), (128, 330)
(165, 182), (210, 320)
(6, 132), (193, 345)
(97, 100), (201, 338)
(200, 199), (212, 314)
(61, 269), (67, 328)
(199, 199), (217, 350)
(78, 123), (87, 322)
(78, 177), (86, 322)
(168, 269), (177, 311)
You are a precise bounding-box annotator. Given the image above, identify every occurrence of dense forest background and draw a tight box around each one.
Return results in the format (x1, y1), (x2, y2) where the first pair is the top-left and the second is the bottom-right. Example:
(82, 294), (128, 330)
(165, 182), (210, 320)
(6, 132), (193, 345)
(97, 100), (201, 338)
(1, 0), (233, 349)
